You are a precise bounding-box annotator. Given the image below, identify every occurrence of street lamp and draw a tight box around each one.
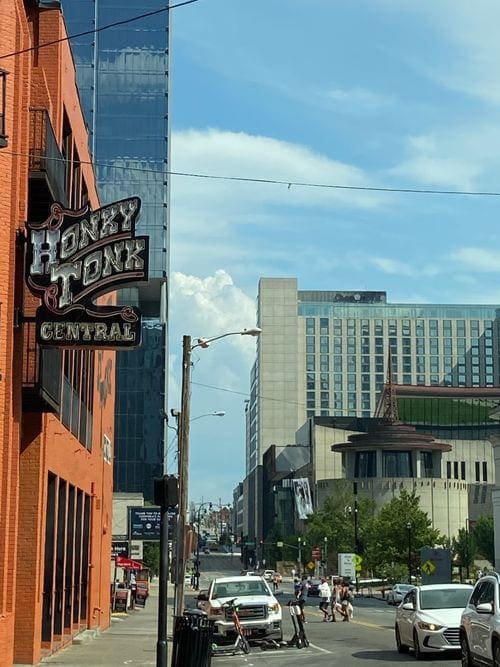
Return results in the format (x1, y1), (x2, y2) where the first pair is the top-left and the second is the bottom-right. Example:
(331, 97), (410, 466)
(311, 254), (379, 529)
(406, 522), (412, 584)
(323, 536), (328, 575)
(190, 411), (226, 422)
(175, 327), (261, 618)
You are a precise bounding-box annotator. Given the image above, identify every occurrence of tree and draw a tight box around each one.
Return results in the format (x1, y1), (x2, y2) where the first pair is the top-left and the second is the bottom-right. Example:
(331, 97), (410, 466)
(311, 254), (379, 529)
(473, 515), (494, 565)
(304, 485), (375, 573)
(366, 489), (442, 576)
(452, 527), (477, 581)
(142, 542), (160, 577)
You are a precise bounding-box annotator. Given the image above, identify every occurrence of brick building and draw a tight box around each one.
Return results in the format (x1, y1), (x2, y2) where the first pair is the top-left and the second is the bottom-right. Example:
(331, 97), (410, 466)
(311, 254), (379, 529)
(0, 2), (116, 664)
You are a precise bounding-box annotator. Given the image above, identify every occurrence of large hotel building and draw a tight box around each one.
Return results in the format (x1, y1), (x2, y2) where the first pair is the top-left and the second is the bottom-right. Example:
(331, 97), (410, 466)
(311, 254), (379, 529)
(243, 278), (500, 545)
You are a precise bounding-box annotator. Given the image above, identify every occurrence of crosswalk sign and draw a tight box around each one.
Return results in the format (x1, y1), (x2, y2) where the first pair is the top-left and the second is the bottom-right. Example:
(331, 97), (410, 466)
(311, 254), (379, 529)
(422, 560), (436, 575)
(353, 554), (363, 572)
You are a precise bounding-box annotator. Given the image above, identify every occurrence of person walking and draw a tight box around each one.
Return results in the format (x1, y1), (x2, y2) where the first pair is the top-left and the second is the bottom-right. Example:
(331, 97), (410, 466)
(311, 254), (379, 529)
(318, 577), (331, 622)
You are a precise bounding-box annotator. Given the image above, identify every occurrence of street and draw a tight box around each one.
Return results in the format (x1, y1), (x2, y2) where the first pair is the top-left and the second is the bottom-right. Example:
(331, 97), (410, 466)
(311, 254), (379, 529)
(190, 553), (462, 667)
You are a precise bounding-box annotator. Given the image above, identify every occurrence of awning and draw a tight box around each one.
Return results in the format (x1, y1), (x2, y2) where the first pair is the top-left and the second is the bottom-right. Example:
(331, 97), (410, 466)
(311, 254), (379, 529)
(115, 555), (142, 570)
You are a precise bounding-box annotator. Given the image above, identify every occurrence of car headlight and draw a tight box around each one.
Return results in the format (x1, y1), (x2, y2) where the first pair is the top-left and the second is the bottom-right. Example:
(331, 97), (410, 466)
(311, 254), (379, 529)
(268, 603), (281, 613)
(417, 621), (442, 631)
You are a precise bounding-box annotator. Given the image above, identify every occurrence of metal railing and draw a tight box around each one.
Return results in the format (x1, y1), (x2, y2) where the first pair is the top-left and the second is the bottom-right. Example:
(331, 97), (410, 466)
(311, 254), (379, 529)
(29, 107), (67, 204)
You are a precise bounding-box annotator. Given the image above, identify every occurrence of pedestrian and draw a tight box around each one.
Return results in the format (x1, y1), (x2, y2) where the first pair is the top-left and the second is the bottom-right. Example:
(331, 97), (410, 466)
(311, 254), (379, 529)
(338, 583), (354, 621)
(294, 577), (307, 623)
(128, 571), (137, 609)
(272, 573), (279, 592)
(318, 577), (331, 621)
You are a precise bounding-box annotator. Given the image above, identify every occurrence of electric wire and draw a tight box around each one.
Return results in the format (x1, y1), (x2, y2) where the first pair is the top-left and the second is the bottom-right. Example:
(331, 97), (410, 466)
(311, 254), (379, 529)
(0, 0), (204, 61)
(3, 149), (500, 199)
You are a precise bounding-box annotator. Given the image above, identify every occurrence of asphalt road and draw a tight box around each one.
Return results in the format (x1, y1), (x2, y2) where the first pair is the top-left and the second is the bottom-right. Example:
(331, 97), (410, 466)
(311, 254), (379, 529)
(188, 552), (462, 667)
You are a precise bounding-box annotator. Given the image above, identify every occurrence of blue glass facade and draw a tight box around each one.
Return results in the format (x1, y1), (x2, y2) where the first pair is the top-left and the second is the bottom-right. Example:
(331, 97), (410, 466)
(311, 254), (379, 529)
(62, 0), (169, 500)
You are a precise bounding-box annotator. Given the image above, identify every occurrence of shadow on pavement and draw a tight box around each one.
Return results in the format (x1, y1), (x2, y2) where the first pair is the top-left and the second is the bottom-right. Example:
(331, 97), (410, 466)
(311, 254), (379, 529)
(352, 650), (459, 662)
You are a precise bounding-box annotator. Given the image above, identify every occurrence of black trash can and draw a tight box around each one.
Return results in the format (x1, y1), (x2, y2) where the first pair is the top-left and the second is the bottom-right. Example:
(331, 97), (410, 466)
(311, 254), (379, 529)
(171, 608), (215, 667)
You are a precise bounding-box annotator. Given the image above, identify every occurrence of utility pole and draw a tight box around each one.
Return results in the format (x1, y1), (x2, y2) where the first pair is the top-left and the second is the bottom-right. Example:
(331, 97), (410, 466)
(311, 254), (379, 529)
(174, 335), (192, 617)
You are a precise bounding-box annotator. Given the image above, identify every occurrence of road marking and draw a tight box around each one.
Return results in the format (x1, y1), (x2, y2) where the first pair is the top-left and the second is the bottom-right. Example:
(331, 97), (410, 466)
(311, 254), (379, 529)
(308, 642), (332, 654)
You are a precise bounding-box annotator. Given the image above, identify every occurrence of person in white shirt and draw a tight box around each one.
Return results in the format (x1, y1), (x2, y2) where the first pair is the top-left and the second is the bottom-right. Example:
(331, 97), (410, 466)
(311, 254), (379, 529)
(318, 577), (332, 621)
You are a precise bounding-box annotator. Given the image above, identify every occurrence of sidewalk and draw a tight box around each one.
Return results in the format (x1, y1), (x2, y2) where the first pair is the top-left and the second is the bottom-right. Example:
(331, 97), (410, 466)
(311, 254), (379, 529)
(36, 582), (171, 667)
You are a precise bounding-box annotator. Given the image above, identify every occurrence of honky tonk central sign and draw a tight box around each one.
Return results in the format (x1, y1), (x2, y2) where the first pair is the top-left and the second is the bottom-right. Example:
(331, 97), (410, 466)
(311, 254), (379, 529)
(25, 197), (149, 348)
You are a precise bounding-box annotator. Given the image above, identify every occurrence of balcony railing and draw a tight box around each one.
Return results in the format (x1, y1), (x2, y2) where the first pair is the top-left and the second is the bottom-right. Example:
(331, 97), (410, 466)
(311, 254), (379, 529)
(22, 320), (60, 413)
(29, 107), (67, 205)
(0, 69), (7, 148)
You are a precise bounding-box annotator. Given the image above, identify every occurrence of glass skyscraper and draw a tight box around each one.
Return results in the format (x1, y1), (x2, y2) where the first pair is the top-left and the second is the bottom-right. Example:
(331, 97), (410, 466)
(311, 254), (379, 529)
(62, 1), (170, 499)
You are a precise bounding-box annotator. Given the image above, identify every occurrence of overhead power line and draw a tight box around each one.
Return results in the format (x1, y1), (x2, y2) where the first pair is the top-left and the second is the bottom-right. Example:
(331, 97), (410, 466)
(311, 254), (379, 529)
(0, 0), (203, 60)
(3, 148), (500, 198)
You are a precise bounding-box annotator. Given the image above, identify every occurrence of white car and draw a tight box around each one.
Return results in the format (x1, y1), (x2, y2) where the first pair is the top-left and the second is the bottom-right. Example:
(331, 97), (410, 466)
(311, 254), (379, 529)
(387, 583), (415, 605)
(197, 575), (282, 640)
(460, 571), (500, 666)
(395, 583), (472, 659)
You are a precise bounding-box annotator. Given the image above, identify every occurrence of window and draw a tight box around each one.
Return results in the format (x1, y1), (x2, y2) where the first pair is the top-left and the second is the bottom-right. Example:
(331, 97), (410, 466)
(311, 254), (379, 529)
(461, 461), (466, 480)
(355, 451), (377, 477)
(306, 318), (315, 335)
(483, 461), (488, 482)
(306, 373), (315, 390)
(475, 461), (480, 482)
(454, 461), (459, 479)
(382, 451), (413, 477)
(421, 451), (433, 478)
(320, 318), (329, 334)
(446, 461), (452, 479)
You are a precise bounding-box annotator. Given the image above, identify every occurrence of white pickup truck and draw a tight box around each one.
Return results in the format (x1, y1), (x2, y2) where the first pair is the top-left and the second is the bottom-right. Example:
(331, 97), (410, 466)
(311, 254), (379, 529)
(197, 575), (282, 640)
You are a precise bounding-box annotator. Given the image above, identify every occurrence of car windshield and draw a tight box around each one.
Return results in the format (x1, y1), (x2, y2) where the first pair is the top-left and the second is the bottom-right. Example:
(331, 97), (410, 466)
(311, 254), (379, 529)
(396, 585), (413, 592)
(419, 588), (471, 610)
(212, 581), (271, 598)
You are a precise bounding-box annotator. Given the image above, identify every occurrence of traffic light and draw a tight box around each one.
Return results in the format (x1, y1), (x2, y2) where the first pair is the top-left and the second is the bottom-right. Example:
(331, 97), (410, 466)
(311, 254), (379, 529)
(153, 474), (179, 509)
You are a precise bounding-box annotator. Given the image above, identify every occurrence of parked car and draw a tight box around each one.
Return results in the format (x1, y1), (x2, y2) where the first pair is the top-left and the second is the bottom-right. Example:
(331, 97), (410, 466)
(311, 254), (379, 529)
(197, 575), (282, 640)
(460, 570), (500, 666)
(395, 583), (472, 659)
(307, 579), (322, 597)
(387, 583), (415, 605)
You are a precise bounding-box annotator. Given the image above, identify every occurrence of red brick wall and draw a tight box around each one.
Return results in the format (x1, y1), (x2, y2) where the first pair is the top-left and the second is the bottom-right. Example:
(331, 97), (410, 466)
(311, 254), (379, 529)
(0, 4), (115, 665)
(0, 1), (31, 665)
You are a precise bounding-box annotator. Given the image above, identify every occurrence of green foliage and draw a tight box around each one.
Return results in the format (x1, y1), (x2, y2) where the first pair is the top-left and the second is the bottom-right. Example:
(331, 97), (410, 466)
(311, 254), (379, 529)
(142, 542), (160, 576)
(304, 486), (375, 573)
(364, 489), (442, 574)
(378, 562), (408, 585)
(452, 527), (477, 577)
(473, 515), (495, 565)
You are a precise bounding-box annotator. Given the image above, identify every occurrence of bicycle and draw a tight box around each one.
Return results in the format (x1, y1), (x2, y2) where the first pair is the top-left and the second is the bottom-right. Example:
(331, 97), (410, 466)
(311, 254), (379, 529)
(211, 598), (251, 656)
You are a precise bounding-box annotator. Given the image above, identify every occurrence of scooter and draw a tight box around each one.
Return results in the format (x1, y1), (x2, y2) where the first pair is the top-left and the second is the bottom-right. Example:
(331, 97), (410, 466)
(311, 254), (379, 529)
(259, 600), (309, 651)
(211, 598), (250, 657)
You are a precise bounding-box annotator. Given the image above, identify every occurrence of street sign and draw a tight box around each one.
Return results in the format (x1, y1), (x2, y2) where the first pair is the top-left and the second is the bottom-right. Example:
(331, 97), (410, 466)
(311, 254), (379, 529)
(338, 553), (356, 579)
(307, 561), (315, 570)
(422, 560), (437, 575)
(353, 554), (363, 573)
(420, 548), (451, 584)
(312, 547), (321, 561)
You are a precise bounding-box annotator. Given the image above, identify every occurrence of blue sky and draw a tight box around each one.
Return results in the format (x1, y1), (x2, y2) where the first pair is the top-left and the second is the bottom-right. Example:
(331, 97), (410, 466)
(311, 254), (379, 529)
(167, 0), (500, 505)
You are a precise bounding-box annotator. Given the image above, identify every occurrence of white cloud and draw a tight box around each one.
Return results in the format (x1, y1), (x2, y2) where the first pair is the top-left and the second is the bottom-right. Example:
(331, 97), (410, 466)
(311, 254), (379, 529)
(321, 86), (394, 113)
(370, 257), (414, 276)
(449, 247), (500, 273)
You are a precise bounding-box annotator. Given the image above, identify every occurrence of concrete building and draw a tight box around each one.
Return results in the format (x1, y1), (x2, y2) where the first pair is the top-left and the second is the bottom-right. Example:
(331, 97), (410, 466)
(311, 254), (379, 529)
(245, 277), (500, 543)
(61, 0), (171, 500)
(0, 4), (116, 663)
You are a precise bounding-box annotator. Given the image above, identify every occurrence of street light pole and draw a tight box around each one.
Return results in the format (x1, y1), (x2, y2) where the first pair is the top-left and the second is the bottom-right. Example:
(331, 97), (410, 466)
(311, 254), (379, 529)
(174, 327), (261, 617)
(324, 536), (328, 576)
(406, 522), (412, 584)
(298, 537), (302, 576)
